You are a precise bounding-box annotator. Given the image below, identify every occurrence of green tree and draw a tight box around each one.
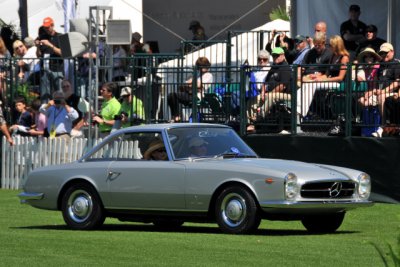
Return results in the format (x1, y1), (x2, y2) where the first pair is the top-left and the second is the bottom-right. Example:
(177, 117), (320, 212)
(269, 5), (290, 21)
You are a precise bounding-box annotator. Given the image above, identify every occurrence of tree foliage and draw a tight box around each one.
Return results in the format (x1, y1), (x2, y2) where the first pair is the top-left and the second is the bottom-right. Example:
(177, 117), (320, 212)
(269, 5), (290, 21)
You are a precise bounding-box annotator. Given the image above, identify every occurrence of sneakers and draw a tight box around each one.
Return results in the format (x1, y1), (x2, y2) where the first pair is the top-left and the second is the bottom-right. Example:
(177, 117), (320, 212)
(328, 125), (342, 136)
(371, 127), (383, 138)
(279, 130), (290, 135)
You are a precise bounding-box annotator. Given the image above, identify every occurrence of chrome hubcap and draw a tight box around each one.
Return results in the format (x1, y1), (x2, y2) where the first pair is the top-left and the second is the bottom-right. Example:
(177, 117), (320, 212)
(226, 200), (243, 221)
(67, 190), (93, 223)
(221, 193), (247, 227)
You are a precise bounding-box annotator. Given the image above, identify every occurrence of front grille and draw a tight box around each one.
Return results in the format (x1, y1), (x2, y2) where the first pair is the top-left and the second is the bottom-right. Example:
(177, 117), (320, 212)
(301, 181), (356, 199)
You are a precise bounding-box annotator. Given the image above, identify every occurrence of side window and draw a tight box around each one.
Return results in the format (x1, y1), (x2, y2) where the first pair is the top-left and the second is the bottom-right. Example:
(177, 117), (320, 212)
(86, 132), (165, 161)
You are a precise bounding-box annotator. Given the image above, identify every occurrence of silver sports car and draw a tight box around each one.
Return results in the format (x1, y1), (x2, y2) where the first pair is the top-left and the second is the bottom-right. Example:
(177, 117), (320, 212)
(19, 123), (373, 234)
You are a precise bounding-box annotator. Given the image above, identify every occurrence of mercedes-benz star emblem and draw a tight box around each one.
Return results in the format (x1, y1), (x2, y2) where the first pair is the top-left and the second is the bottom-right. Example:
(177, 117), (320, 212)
(329, 182), (342, 198)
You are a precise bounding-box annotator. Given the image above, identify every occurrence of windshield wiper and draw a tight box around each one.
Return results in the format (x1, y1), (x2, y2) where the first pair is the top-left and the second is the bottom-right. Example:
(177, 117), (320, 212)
(214, 152), (257, 159)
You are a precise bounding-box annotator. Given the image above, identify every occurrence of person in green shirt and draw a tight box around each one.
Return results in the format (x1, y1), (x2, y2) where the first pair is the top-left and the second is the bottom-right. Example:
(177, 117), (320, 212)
(93, 82), (121, 138)
(118, 86), (145, 128)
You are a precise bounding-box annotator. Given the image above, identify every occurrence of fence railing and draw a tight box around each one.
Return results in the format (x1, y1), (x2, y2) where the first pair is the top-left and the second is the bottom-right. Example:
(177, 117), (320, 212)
(1, 136), (99, 189)
(2, 58), (400, 137)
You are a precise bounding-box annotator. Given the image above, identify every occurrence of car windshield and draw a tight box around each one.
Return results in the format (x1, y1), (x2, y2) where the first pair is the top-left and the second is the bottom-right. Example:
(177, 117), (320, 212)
(167, 127), (258, 160)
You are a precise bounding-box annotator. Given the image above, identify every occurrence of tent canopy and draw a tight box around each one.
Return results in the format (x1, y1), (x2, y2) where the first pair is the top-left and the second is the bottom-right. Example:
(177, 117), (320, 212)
(0, 0), (143, 37)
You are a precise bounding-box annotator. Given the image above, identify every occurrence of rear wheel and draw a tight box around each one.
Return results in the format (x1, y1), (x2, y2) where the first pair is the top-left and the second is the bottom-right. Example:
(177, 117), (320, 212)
(215, 185), (261, 234)
(61, 182), (105, 230)
(301, 212), (345, 233)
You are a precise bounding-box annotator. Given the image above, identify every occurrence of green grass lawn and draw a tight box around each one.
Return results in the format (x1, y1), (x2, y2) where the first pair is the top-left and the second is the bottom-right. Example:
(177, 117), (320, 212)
(1, 189), (398, 267)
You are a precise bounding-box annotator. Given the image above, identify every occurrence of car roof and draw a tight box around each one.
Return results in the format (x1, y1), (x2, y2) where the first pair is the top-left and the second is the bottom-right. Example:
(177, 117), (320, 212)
(116, 123), (230, 134)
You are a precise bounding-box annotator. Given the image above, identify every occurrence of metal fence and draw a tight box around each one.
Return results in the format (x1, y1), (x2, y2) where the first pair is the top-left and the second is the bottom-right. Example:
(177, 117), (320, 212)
(1, 27), (400, 138)
(2, 54), (400, 135)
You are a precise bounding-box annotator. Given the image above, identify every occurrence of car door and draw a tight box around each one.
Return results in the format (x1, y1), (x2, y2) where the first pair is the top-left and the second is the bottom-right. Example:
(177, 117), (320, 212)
(105, 130), (186, 210)
(106, 160), (186, 210)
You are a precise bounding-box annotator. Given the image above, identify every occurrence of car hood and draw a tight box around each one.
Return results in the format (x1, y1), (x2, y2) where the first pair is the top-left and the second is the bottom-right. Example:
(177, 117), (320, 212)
(190, 158), (354, 181)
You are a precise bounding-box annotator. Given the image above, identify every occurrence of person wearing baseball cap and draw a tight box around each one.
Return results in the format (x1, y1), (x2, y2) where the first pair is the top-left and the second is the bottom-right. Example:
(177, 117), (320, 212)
(374, 42), (400, 130)
(355, 24), (386, 56)
(37, 16), (64, 100)
(378, 42), (394, 55)
(117, 86), (145, 128)
(261, 45), (291, 133)
(293, 35), (310, 65)
(39, 17), (61, 57)
(340, 4), (367, 60)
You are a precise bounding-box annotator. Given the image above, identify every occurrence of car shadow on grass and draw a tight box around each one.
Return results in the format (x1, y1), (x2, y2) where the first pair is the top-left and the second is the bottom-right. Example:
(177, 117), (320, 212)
(12, 224), (358, 236)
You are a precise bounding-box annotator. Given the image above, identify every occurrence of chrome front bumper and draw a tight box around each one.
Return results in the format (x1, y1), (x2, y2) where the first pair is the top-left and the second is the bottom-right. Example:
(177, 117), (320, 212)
(18, 192), (44, 203)
(260, 200), (374, 210)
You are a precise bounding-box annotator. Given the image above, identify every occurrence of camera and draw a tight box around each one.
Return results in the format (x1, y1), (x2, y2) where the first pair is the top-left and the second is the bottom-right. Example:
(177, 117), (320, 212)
(54, 99), (63, 105)
(114, 112), (128, 120)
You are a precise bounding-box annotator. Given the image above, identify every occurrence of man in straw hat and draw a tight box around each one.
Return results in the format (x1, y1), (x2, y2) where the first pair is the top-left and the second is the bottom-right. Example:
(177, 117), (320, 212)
(143, 139), (168, 160)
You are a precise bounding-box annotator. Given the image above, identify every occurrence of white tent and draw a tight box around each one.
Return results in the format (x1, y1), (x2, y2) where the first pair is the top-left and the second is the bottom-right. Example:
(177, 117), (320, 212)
(252, 19), (290, 32)
(0, 0), (143, 37)
(158, 19), (290, 73)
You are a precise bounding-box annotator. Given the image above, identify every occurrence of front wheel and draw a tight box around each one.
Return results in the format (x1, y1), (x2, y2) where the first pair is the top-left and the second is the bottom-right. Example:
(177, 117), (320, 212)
(215, 185), (261, 234)
(61, 182), (105, 230)
(301, 212), (345, 233)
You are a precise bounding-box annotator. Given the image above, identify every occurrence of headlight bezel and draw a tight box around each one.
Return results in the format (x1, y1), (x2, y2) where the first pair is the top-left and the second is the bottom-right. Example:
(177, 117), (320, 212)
(357, 172), (371, 200)
(285, 172), (299, 200)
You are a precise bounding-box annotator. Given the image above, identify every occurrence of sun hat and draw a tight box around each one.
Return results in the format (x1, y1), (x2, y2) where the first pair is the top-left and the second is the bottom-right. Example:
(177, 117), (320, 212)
(357, 47), (382, 63)
(144, 140), (165, 160)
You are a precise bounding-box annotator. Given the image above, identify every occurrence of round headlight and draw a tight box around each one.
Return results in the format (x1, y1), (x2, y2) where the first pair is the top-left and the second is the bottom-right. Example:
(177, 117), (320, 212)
(357, 173), (371, 200)
(285, 173), (299, 200)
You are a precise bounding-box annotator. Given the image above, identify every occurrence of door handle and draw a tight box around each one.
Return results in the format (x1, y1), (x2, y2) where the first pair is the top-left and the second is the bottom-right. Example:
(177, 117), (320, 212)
(107, 171), (121, 181)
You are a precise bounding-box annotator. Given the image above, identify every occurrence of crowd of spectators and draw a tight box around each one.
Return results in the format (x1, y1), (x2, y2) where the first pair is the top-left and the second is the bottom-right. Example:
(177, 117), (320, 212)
(0, 16), (152, 143)
(259, 4), (400, 136)
(0, 4), (399, 143)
